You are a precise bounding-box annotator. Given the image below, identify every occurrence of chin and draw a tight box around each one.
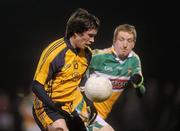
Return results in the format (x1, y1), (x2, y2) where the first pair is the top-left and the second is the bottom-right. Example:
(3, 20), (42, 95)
(78, 46), (85, 49)
(119, 53), (128, 58)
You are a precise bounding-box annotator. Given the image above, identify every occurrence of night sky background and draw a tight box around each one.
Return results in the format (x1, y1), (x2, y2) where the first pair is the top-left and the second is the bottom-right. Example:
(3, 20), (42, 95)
(0, 0), (179, 131)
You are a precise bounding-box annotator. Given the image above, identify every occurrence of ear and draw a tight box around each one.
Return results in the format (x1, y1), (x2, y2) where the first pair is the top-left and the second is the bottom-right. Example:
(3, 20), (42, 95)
(74, 33), (78, 37)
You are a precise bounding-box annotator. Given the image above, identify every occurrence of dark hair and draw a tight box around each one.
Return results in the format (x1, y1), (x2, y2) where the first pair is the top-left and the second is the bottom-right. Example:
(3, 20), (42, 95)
(65, 8), (100, 39)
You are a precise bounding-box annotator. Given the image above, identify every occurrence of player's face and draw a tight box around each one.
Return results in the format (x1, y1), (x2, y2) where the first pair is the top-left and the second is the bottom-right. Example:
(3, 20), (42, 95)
(74, 29), (98, 49)
(114, 31), (135, 59)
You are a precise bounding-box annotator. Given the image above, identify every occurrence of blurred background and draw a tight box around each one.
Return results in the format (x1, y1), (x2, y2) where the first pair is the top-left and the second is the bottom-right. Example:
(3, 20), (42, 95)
(0, 0), (179, 131)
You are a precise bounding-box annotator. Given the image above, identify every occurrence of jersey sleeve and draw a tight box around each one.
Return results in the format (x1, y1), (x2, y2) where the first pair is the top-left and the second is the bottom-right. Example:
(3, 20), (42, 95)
(33, 48), (66, 85)
(34, 56), (52, 85)
(132, 53), (145, 90)
(132, 53), (142, 75)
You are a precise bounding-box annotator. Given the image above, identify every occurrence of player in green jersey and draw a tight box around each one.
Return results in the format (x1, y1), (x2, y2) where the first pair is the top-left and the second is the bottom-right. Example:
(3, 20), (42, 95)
(80, 24), (145, 131)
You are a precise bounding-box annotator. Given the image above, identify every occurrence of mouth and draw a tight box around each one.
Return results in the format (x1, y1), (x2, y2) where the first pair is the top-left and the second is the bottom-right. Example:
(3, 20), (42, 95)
(121, 49), (128, 52)
(84, 44), (90, 48)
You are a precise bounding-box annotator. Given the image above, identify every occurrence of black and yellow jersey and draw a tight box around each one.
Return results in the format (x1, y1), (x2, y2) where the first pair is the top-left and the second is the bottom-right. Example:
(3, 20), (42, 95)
(33, 37), (92, 113)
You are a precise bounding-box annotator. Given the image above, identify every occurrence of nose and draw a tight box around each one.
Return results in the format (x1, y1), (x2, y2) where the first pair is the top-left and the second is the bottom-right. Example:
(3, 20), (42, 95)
(89, 37), (94, 43)
(123, 40), (128, 48)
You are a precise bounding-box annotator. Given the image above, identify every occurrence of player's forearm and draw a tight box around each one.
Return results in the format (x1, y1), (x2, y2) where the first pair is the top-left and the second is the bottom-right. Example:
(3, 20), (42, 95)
(32, 80), (55, 109)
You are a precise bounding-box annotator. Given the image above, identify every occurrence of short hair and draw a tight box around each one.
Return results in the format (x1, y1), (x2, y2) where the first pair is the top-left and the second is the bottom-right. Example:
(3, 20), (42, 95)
(65, 8), (100, 39)
(113, 24), (137, 43)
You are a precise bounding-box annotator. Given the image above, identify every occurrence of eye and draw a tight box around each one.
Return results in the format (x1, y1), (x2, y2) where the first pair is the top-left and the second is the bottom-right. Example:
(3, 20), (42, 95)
(127, 39), (134, 43)
(119, 37), (124, 41)
(88, 34), (96, 38)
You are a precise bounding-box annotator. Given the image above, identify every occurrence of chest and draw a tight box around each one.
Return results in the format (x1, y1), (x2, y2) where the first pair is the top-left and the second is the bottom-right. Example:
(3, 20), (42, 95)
(61, 51), (88, 76)
(97, 58), (135, 77)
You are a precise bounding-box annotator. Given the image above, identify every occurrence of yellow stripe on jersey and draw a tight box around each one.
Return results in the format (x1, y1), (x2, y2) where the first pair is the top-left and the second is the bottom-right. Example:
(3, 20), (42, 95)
(33, 38), (65, 84)
(38, 38), (64, 72)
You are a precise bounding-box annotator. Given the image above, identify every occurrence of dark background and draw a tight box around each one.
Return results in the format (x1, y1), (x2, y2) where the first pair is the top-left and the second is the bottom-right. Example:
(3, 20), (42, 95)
(0, 0), (179, 131)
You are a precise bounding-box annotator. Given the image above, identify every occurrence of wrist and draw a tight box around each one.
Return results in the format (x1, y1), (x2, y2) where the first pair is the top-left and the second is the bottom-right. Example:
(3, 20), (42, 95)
(130, 74), (143, 88)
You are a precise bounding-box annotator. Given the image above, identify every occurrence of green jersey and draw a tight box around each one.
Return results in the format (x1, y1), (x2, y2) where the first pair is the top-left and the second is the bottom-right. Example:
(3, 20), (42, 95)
(89, 47), (142, 119)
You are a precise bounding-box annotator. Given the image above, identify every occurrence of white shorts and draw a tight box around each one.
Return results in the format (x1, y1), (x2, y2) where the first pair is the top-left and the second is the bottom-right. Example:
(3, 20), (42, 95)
(87, 115), (108, 130)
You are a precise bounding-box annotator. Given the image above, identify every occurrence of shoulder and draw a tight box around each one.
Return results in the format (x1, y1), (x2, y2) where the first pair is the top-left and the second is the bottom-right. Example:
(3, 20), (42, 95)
(43, 37), (67, 53)
(131, 51), (140, 60)
(92, 47), (112, 56)
(41, 37), (68, 61)
(129, 51), (142, 66)
(90, 47), (112, 64)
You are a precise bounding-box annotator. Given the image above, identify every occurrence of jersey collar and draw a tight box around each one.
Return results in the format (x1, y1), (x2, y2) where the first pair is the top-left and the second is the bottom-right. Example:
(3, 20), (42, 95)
(64, 37), (79, 54)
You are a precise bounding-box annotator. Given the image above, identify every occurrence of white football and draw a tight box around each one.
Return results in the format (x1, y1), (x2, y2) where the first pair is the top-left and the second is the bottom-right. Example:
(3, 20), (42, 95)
(84, 75), (113, 102)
